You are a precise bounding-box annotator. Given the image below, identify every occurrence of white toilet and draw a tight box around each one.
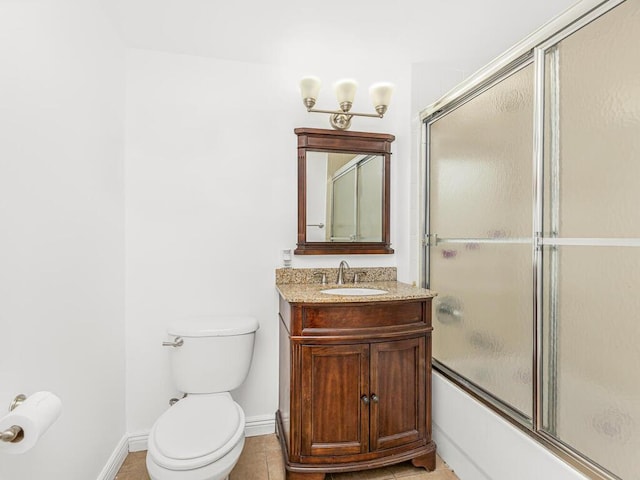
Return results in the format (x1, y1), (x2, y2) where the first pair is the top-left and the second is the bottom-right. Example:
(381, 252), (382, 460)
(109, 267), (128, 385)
(146, 316), (259, 480)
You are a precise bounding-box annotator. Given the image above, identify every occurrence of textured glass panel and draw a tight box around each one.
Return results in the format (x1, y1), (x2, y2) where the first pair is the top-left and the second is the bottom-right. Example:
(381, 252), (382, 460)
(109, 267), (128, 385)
(543, 0), (640, 238)
(543, 246), (640, 480)
(357, 156), (383, 242)
(540, 4), (640, 477)
(431, 242), (533, 417)
(429, 62), (535, 417)
(430, 64), (534, 239)
(331, 169), (356, 241)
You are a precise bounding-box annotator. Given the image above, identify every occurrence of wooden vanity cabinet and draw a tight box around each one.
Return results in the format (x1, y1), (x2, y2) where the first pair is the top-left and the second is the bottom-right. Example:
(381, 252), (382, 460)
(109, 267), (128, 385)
(277, 297), (436, 480)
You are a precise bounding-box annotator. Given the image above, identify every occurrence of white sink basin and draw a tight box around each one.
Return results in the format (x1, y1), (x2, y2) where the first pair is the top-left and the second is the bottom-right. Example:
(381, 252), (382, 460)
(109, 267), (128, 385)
(320, 287), (388, 296)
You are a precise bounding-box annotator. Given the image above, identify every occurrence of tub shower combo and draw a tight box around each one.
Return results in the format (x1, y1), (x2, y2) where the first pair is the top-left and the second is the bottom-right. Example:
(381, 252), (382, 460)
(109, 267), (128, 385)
(422, 1), (640, 479)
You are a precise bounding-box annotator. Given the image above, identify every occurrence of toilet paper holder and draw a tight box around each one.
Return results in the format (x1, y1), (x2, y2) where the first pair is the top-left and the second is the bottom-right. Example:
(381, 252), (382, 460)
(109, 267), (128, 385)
(1, 394), (27, 443)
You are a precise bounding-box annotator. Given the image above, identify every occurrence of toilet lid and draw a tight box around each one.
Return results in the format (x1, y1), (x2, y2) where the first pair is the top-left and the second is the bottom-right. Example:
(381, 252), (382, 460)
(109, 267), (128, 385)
(149, 393), (244, 470)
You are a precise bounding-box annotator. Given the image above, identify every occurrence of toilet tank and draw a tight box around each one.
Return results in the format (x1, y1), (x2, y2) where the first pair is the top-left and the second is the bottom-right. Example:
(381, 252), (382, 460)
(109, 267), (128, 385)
(166, 316), (259, 394)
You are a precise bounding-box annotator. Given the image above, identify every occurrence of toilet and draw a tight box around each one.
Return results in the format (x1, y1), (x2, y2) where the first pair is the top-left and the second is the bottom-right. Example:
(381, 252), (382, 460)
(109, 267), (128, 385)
(146, 316), (259, 480)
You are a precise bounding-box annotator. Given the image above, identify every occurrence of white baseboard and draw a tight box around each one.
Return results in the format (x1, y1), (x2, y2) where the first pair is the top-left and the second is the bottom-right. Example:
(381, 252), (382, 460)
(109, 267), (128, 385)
(97, 434), (129, 480)
(126, 414), (276, 454)
(128, 431), (149, 452)
(245, 414), (275, 437)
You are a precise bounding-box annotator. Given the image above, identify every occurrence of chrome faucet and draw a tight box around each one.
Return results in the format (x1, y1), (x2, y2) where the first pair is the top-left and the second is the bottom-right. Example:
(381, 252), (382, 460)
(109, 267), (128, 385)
(336, 260), (350, 285)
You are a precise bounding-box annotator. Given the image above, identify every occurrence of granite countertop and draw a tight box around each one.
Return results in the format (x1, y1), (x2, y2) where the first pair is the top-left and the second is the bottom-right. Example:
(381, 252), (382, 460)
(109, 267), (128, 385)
(276, 280), (437, 304)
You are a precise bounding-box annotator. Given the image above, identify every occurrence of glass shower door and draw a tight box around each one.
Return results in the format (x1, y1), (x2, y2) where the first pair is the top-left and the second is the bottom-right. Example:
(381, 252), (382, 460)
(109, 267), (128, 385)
(428, 62), (535, 419)
(540, 1), (640, 478)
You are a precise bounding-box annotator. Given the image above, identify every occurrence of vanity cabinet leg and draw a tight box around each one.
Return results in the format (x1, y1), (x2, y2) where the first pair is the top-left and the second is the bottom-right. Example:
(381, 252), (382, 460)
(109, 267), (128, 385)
(411, 451), (436, 471)
(286, 472), (325, 480)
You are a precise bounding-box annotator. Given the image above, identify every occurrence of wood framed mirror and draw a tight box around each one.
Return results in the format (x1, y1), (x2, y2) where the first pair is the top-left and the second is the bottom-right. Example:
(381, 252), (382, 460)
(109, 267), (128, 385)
(295, 128), (395, 255)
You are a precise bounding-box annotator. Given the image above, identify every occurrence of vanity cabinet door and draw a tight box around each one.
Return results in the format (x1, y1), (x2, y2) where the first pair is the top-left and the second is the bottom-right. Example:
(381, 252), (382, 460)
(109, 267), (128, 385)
(369, 337), (427, 451)
(300, 344), (370, 457)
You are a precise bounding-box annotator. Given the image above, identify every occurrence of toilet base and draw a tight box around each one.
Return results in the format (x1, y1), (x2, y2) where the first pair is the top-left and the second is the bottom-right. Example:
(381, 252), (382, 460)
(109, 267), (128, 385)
(146, 436), (245, 480)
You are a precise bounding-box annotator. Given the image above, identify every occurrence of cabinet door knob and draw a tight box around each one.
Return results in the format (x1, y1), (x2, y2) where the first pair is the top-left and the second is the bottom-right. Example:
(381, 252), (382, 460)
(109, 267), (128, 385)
(361, 395), (370, 405)
(371, 393), (379, 403)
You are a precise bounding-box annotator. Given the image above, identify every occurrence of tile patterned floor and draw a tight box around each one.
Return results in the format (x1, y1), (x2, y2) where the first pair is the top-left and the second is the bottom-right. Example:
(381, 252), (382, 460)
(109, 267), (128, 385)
(115, 434), (460, 480)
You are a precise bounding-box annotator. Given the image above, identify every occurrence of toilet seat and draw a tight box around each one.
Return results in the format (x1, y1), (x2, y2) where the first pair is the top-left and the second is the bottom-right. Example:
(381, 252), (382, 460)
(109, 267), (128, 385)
(148, 393), (245, 471)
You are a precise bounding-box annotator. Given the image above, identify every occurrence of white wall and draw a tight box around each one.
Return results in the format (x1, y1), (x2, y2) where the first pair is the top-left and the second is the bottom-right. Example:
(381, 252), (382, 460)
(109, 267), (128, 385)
(124, 48), (413, 437)
(0, 1), (126, 479)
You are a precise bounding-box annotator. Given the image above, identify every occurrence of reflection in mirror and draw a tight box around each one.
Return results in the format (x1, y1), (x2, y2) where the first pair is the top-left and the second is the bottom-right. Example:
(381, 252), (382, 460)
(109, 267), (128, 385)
(295, 128), (394, 255)
(306, 152), (383, 243)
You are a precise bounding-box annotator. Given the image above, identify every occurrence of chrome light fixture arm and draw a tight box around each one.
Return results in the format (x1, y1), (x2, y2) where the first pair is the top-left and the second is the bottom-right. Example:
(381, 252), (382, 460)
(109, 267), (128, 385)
(304, 107), (384, 118)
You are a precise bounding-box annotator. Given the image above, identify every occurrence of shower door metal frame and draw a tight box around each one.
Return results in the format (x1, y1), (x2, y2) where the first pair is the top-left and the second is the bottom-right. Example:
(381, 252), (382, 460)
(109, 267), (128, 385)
(419, 1), (628, 479)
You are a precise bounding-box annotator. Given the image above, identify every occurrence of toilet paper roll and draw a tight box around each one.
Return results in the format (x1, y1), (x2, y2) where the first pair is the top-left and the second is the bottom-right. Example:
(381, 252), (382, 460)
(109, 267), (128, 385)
(0, 391), (62, 454)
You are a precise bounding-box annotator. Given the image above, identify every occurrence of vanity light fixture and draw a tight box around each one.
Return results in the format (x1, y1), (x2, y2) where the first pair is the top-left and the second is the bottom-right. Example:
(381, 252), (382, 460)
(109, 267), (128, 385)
(300, 76), (394, 131)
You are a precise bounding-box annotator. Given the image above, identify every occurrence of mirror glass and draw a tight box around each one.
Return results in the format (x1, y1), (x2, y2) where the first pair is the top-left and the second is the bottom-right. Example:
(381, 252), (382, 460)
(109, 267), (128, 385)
(305, 151), (384, 243)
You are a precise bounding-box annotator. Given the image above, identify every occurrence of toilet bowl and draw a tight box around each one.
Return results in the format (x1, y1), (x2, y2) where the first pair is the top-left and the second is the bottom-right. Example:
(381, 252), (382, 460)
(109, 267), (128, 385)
(146, 316), (259, 480)
(146, 393), (245, 480)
